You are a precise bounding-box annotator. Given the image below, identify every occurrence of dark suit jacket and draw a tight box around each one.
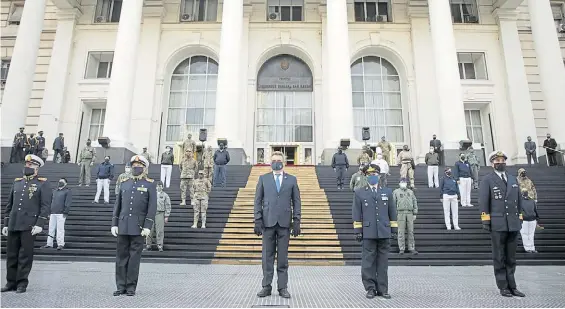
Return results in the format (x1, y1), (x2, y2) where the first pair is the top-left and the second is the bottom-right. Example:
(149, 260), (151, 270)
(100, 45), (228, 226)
(479, 172), (523, 232)
(254, 172), (301, 228)
(543, 138), (557, 154)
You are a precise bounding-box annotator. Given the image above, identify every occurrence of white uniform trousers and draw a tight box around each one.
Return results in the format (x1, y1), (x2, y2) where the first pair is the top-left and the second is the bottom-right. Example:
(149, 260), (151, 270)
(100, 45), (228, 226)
(160, 165), (173, 188)
(427, 166), (439, 188)
(520, 220), (537, 251)
(46, 214), (66, 247)
(442, 194), (459, 229)
(458, 177), (473, 206)
(95, 178), (110, 203)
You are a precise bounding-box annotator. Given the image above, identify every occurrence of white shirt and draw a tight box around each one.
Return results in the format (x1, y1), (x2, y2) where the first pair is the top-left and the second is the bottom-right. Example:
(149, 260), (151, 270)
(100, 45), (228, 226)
(371, 159), (389, 174)
(494, 170), (507, 182)
(273, 171), (284, 186)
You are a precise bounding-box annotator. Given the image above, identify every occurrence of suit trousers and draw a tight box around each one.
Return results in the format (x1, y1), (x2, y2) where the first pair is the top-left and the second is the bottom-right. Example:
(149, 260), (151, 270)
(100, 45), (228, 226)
(547, 152), (557, 166)
(335, 166), (346, 186)
(5, 231), (36, 288)
(526, 151), (537, 166)
(427, 166), (439, 187)
(361, 238), (390, 293)
(95, 179), (110, 203)
(53, 149), (63, 163)
(490, 231), (519, 290)
(458, 177), (472, 206)
(442, 194), (459, 229)
(116, 235), (145, 292)
(160, 165), (172, 188)
(261, 224), (290, 290)
(47, 214), (66, 247)
(520, 220), (537, 251)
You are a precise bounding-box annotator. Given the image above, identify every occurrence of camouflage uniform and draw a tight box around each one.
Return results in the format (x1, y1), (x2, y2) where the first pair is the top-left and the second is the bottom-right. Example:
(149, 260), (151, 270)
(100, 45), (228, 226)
(203, 146), (214, 181)
(139, 151), (153, 163)
(115, 171), (131, 195)
(377, 140), (392, 163)
(357, 152), (371, 165)
(182, 135), (197, 154)
(191, 172), (212, 228)
(78, 144), (96, 186)
(466, 149), (481, 189)
(392, 186), (418, 252)
(397, 150), (415, 188)
(517, 168), (537, 200)
(179, 153), (198, 205)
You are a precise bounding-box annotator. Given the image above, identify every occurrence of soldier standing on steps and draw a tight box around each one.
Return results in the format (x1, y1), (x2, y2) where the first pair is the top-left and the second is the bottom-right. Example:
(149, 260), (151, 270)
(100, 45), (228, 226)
(331, 146), (349, 190)
(397, 145), (415, 189)
(392, 178), (418, 255)
(35, 131), (46, 159)
(350, 165), (368, 190)
(145, 181), (171, 252)
(352, 164), (396, 299)
(377, 136), (392, 164)
(2, 155), (51, 294)
(191, 170), (212, 228)
(203, 145), (214, 182)
(480, 150), (525, 298)
(10, 127), (26, 163)
(183, 133), (197, 154)
(111, 155), (156, 297)
(139, 147), (153, 164)
(179, 149), (198, 206)
(115, 165), (132, 195)
(357, 148), (371, 166)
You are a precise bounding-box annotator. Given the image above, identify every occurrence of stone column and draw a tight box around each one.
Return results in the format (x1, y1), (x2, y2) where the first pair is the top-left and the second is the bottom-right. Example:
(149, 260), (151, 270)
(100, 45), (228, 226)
(214, 0), (243, 150)
(102, 0), (144, 161)
(37, 8), (82, 142)
(0, 0), (46, 151)
(494, 9), (537, 163)
(428, 0), (468, 156)
(527, 0), (565, 147)
(325, 0), (355, 150)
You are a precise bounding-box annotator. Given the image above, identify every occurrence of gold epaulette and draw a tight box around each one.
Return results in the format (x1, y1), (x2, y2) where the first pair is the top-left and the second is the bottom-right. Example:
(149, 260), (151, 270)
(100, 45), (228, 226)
(353, 221), (362, 229)
(390, 221), (398, 228)
(14, 177), (23, 181)
(146, 178), (154, 183)
(38, 177), (47, 181)
(481, 212), (491, 221)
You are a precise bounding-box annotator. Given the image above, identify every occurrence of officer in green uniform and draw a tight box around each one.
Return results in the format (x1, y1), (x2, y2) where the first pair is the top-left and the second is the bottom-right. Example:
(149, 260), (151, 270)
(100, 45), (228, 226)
(352, 164), (397, 299)
(78, 139), (96, 186)
(392, 178), (418, 255)
(350, 164), (368, 190)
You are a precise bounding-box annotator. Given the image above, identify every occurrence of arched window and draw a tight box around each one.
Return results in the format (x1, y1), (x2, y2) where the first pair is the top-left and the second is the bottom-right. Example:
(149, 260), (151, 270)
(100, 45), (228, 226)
(166, 56), (218, 141)
(351, 56), (403, 143)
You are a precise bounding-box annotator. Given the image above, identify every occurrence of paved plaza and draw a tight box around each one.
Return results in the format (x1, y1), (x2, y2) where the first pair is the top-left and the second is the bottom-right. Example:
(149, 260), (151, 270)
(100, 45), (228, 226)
(1, 261), (564, 308)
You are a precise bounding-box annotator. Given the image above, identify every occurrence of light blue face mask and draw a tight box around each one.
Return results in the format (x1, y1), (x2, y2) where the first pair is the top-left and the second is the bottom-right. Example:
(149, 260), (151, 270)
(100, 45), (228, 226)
(367, 175), (379, 185)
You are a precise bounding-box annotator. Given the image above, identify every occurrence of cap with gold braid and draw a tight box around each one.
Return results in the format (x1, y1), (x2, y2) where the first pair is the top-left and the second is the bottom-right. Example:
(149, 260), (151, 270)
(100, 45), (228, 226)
(25, 154), (44, 168)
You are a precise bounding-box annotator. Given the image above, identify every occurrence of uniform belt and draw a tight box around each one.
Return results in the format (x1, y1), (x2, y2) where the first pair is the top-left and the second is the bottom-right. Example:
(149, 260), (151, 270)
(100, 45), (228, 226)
(402, 161), (412, 164)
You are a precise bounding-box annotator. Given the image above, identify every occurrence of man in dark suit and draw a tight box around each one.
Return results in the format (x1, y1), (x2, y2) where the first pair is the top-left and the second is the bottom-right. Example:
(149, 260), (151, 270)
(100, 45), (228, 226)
(352, 164), (397, 299)
(254, 151), (301, 299)
(111, 155), (157, 296)
(542, 133), (558, 166)
(480, 150), (525, 298)
(430, 134), (443, 165)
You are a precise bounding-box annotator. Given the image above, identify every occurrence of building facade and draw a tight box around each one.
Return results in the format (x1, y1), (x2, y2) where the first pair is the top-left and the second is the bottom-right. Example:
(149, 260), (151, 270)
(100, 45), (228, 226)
(1, 0), (565, 165)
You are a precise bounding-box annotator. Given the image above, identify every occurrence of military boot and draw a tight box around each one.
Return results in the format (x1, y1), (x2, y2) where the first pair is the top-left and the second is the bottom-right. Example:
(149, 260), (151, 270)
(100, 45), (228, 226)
(180, 199), (186, 206)
(201, 214), (207, 229)
(191, 212), (199, 228)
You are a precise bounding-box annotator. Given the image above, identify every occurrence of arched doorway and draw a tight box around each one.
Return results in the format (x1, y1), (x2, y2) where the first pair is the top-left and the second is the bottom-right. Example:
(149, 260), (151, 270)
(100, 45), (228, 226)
(161, 56), (218, 150)
(255, 54), (314, 165)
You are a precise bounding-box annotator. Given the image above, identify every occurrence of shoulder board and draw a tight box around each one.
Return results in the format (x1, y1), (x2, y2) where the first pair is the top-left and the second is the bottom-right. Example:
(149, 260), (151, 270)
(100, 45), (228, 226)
(38, 177), (47, 181)
(146, 178), (154, 183)
(14, 177), (23, 181)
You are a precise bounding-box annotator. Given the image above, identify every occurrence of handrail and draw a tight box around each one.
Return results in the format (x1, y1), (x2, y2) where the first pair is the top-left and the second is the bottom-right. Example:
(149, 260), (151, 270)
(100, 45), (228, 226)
(543, 146), (565, 167)
(543, 146), (565, 155)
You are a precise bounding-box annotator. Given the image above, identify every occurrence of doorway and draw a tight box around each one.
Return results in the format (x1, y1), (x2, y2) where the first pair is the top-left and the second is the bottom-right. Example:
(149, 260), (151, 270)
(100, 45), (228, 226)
(272, 146), (297, 165)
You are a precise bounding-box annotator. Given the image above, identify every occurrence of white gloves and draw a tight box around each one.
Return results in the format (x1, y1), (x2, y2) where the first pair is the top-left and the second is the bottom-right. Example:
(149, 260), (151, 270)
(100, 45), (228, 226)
(191, 200), (195, 206)
(2, 227), (8, 237)
(140, 228), (151, 237)
(111, 226), (118, 237)
(31, 226), (42, 236)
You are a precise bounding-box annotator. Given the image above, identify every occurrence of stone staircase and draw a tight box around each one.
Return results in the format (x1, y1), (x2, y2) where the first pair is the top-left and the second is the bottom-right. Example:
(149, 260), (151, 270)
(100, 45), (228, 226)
(213, 166), (344, 265)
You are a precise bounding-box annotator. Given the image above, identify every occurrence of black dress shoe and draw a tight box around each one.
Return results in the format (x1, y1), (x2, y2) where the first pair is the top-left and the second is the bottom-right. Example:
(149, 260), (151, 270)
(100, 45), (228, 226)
(1, 285), (16, 293)
(257, 287), (272, 298)
(113, 290), (126, 296)
(377, 292), (391, 299)
(500, 289), (513, 297)
(366, 289), (376, 299)
(511, 289), (525, 297)
(409, 250), (418, 255)
(15, 287), (26, 294)
(126, 290), (135, 296)
(278, 288), (291, 298)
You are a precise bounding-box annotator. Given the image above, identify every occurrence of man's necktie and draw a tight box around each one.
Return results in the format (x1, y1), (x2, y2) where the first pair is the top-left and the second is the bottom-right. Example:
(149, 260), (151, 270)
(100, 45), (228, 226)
(372, 187), (377, 200)
(276, 175), (281, 193)
(502, 174), (507, 186)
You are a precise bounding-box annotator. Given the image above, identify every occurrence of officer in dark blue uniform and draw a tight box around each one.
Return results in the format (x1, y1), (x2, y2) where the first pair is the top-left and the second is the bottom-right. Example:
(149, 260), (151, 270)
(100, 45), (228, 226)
(480, 151), (525, 298)
(111, 155), (157, 296)
(1, 155), (51, 293)
(352, 164), (397, 299)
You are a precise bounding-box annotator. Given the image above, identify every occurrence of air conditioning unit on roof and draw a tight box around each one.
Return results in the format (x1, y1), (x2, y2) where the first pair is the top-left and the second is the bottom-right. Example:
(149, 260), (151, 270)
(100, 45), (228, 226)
(268, 12), (280, 21)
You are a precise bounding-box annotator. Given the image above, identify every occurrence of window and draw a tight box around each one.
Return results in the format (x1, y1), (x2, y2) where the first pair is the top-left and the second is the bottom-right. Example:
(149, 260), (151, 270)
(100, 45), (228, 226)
(166, 56), (218, 141)
(1, 59), (10, 89)
(354, 0), (391, 22)
(267, 0), (303, 21)
(8, 4), (23, 25)
(180, 0), (218, 22)
(88, 108), (106, 141)
(85, 52), (114, 79)
(457, 52), (487, 80)
(450, 0), (478, 23)
(465, 110), (483, 143)
(351, 56), (404, 143)
(552, 3), (565, 33)
(256, 92), (313, 143)
(94, 0), (122, 23)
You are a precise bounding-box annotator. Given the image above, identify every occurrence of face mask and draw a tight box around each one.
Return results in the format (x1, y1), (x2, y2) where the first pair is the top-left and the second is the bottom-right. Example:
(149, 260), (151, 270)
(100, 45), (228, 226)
(125, 168), (131, 174)
(86, 142), (91, 146)
(23, 167), (35, 176)
(105, 158), (110, 162)
(58, 181), (66, 188)
(132, 166), (144, 176)
(527, 138), (531, 142)
(460, 156), (466, 161)
(429, 149), (434, 153)
(547, 136), (550, 139)
(220, 145), (225, 149)
(403, 147), (409, 151)
(199, 174), (204, 179)
(367, 175), (379, 185)
(446, 171), (452, 177)
(399, 183), (407, 189)
(377, 156), (382, 160)
(338, 149), (342, 153)
(494, 163), (506, 172)
(433, 137), (436, 140)
(271, 162), (283, 171)
(520, 172), (526, 177)
(157, 186), (163, 192)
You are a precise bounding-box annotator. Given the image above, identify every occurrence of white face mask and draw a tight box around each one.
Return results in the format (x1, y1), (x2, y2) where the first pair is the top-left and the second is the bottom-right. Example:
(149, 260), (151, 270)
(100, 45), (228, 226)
(377, 155), (383, 160)
(429, 149), (434, 153)
(399, 183), (408, 189)
(125, 168), (131, 174)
